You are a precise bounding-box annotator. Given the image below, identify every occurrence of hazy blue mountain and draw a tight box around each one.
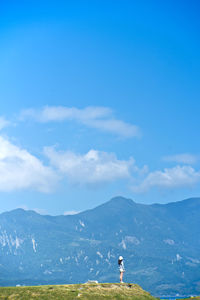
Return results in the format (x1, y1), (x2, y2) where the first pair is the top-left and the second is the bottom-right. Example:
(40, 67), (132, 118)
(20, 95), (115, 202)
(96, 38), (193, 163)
(0, 196), (200, 296)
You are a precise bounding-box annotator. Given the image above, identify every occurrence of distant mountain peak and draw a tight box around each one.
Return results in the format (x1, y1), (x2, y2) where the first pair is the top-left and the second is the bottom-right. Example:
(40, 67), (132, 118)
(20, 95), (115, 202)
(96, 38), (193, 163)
(109, 196), (135, 205)
(2, 208), (26, 216)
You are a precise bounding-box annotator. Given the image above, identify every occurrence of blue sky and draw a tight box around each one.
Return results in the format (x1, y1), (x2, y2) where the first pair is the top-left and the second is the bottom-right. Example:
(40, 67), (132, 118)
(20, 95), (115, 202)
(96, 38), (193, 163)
(0, 0), (200, 215)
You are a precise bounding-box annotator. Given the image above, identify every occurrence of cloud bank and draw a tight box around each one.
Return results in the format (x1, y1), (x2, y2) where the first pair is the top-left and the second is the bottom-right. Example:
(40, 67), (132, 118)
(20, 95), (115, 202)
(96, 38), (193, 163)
(0, 134), (199, 195)
(132, 165), (200, 193)
(20, 106), (141, 138)
(0, 136), (58, 192)
(1, 105), (199, 195)
(44, 147), (134, 186)
(163, 153), (199, 165)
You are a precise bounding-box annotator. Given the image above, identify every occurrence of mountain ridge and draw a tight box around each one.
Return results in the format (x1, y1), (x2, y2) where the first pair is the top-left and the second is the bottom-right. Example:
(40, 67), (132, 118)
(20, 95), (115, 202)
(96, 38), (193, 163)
(2, 195), (200, 217)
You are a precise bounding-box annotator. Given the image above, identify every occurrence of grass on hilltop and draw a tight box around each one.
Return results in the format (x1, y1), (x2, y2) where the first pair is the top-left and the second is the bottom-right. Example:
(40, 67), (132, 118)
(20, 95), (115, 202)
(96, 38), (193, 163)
(180, 298), (200, 300)
(0, 282), (158, 300)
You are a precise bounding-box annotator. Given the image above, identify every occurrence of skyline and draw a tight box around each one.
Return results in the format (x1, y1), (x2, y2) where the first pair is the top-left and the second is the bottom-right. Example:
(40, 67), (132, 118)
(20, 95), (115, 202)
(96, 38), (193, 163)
(0, 0), (200, 215)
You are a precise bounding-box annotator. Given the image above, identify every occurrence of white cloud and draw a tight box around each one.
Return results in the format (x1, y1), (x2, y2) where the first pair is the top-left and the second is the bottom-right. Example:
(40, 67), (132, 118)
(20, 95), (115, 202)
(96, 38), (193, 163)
(163, 153), (199, 164)
(64, 210), (80, 215)
(86, 118), (139, 138)
(44, 147), (135, 186)
(0, 117), (10, 130)
(31, 208), (49, 215)
(132, 165), (200, 193)
(20, 106), (141, 138)
(0, 136), (58, 192)
(20, 106), (111, 122)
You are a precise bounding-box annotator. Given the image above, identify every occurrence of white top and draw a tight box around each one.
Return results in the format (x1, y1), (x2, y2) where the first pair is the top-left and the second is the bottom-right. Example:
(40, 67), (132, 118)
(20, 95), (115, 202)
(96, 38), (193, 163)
(119, 260), (125, 272)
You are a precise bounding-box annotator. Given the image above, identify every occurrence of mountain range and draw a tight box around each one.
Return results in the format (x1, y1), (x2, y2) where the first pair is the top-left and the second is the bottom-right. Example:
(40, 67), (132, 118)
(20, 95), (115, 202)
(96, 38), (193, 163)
(0, 196), (200, 296)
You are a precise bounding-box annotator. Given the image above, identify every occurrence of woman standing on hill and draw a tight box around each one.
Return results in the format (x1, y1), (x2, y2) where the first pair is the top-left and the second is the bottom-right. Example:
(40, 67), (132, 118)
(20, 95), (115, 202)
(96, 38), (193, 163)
(118, 256), (125, 283)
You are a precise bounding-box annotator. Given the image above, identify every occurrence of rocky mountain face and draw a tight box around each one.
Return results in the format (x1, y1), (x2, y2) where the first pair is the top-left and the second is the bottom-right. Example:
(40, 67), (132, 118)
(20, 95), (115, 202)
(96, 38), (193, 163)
(0, 196), (200, 296)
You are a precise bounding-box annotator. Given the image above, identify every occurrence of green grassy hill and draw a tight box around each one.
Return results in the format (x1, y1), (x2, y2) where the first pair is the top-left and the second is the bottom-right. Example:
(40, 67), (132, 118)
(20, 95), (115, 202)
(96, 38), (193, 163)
(0, 283), (157, 299)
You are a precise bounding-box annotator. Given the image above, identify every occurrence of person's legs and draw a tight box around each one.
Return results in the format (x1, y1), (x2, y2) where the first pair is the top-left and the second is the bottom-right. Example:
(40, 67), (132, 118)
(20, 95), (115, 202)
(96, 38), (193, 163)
(120, 271), (123, 283)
